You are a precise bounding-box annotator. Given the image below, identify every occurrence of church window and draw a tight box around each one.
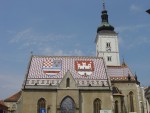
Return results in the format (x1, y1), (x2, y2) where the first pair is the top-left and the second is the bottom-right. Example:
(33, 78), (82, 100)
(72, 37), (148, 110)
(140, 102), (144, 113)
(93, 98), (101, 113)
(60, 96), (75, 113)
(66, 78), (70, 87)
(106, 42), (111, 48)
(106, 42), (111, 51)
(115, 100), (119, 113)
(107, 56), (112, 61)
(37, 98), (46, 113)
(129, 91), (134, 112)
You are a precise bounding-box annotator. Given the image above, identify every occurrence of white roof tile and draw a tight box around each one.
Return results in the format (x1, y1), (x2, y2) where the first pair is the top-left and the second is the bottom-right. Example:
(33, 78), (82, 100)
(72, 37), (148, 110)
(24, 56), (109, 87)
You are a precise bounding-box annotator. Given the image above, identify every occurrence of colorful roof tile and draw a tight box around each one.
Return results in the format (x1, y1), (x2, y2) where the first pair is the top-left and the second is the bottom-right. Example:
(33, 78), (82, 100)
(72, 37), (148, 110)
(24, 56), (110, 87)
(107, 65), (136, 82)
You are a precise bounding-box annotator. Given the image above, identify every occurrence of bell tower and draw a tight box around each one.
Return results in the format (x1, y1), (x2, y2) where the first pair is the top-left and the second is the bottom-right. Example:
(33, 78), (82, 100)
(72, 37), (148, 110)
(95, 1), (120, 66)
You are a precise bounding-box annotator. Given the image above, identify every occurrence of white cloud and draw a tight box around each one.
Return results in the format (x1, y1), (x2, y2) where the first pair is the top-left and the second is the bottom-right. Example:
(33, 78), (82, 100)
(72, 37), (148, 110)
(130, 4), (142, 13)
(116, 23), (150, 49)
(121, 36), (150, 49)
(69, 49), (83, 56)
(10, 28), (33, 43)
(118, 36), (124, 45)
(116, 24), (150, 33)
(131, 36), (150, 47)
(9, 28), (78, 52)
(9, 28), (84, 56)
(40, 47), (83, 56)
(8, 28), (94, 57)
(10, 28), (75, 46)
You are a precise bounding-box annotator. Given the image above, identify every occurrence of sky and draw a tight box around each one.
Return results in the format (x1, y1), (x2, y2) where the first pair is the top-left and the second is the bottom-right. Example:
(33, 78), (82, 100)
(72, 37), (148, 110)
(0, 0), (150, 99)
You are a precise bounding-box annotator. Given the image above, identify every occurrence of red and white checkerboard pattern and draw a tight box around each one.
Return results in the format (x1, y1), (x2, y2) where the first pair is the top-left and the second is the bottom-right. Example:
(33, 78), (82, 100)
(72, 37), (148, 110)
(107, 66), (134, 77)
(42, 60), (53, 68)
(25, 56), (109, 86)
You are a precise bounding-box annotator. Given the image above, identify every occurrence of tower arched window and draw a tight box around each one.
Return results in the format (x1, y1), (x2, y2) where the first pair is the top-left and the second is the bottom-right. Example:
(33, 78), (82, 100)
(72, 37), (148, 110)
(115, 100), (119, 113)
(37, 98), (46, 113)
(129, 91), (134, 112)
(66, 78), (70, 87)
(93, 98), (101, 113)
(106, 42), (111, 48)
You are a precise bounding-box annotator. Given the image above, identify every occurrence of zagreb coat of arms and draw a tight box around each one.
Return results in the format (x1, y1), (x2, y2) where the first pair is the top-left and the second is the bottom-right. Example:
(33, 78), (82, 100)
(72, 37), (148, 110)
(75, 60), (94, 76)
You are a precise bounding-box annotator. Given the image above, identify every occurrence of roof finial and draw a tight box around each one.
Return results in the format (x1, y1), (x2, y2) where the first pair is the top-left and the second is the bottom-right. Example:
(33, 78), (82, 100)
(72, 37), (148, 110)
(135, 72), (137, 81)
(122, 57), (127, 67)
(30, 51), (33, 56)
(102, 0), (106, 10)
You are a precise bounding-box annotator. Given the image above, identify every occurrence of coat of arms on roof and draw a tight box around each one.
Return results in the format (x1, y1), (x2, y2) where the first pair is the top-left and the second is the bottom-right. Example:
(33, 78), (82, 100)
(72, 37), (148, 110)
(42, 59), (62, 76)
(75, 60), (94, 77)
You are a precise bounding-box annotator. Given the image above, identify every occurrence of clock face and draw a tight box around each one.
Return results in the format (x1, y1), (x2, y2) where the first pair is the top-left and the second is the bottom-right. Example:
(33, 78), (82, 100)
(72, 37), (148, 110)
(106, 47), (111, 51)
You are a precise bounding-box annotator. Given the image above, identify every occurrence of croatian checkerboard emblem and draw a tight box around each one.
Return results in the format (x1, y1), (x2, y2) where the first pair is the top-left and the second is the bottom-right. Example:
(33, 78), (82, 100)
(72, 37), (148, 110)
(75, 61), (94, 76)
(42, 59), (62, 76)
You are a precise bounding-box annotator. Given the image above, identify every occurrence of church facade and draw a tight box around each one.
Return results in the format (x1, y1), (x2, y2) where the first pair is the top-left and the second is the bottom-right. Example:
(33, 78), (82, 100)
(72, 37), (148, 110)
(9, 3), (148, 113)
(20, 56), (112, 113)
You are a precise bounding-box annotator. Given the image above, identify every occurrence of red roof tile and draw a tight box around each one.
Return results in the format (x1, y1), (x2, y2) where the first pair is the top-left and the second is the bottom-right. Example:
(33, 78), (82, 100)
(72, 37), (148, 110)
(24, 56), (110, 87)
(4, 91), (21, 102)
(107, 65), (134, 77)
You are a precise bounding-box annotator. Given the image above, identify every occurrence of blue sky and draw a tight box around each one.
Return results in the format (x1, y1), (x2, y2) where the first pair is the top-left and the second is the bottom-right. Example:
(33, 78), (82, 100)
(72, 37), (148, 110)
(0, 0), (150, 99)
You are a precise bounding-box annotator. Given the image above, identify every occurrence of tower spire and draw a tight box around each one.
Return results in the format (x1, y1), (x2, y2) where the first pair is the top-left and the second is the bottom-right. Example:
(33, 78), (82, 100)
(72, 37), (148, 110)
(97, 0), (115, 33)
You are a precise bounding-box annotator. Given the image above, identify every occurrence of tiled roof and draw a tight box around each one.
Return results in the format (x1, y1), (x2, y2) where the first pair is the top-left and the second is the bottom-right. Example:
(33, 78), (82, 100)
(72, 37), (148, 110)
(4, 91), (21, 102)
(24, 56), (109, 87)
(110, 76), (135, 81)
(0, 100), (8, 108)
(107, 65), (136, 82)
(107, 65), (134, 76)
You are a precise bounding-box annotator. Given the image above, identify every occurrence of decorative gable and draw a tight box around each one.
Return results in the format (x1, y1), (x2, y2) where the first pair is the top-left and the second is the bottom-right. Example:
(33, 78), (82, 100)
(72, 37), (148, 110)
(58, 70), (77, 89)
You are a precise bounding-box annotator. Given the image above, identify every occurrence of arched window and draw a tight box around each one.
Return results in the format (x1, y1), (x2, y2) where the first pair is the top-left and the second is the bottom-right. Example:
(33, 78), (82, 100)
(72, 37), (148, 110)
(60, 96), (75, 113)
(66, 78), (70, 87)
(37, 98), (46, 113)
(93, 98), (101, 113)
(115, 101), (119, 113)
(129, 91), (134, 112)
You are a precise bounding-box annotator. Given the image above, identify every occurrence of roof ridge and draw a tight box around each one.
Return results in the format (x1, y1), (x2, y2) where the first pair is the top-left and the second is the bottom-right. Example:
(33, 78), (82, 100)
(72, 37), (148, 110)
(32, 55), (104, 59)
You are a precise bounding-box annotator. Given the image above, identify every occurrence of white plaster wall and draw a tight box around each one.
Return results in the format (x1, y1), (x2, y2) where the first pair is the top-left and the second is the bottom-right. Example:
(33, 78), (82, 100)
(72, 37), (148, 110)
(96, 34), (120, 66)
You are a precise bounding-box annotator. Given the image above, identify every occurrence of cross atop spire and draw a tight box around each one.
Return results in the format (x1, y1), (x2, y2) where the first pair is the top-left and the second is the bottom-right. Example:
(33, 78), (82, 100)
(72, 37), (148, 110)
(102, 0), (106, 10)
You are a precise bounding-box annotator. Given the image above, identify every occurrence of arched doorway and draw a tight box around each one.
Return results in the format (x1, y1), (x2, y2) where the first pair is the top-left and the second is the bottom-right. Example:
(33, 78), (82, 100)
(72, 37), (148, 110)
(60, 96), (75, 113)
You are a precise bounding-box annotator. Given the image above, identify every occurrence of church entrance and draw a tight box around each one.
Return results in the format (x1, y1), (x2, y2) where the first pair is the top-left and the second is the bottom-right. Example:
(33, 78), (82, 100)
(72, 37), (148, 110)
(60, 96), (75, 113)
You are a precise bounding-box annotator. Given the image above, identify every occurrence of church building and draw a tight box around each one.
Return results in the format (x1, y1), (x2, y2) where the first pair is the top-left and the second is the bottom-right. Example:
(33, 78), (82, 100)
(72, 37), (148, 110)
(4, 2), (148, 113)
